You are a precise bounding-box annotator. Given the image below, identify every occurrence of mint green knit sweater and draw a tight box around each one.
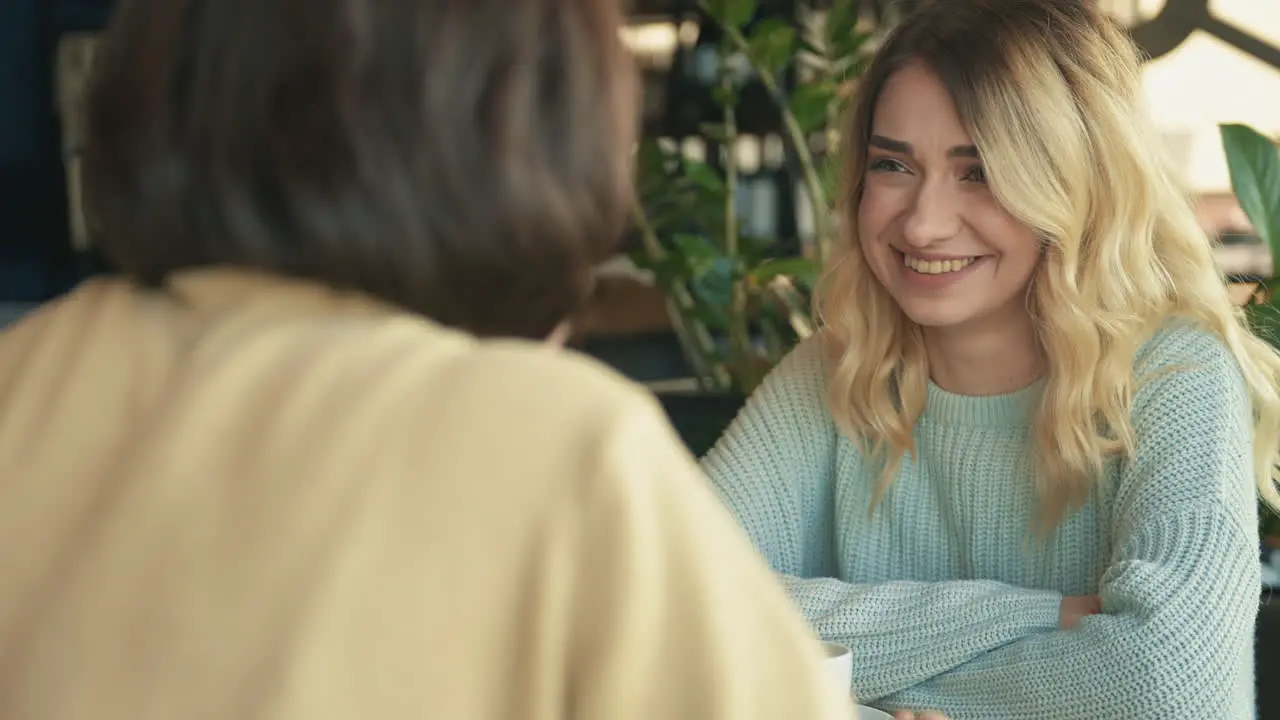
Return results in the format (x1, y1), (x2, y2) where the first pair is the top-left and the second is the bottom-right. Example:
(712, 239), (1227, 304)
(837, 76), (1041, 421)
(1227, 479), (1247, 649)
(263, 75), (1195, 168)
(701, 323), (1260, 719)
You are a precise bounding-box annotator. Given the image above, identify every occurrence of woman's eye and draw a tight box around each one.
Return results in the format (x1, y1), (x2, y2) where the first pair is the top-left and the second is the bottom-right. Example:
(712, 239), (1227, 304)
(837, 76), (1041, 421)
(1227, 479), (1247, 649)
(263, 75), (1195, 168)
(963, 165), (988, 183)
(868, 157), (907, 173)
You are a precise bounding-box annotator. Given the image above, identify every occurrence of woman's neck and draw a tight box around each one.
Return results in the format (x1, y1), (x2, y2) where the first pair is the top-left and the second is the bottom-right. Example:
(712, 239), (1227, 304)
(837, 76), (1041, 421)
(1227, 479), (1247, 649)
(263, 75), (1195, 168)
(923, 314), (1043, 396)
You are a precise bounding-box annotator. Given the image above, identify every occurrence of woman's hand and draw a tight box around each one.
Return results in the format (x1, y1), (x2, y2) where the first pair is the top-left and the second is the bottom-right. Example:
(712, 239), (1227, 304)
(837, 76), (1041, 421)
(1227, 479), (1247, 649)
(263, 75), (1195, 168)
(1058, 594), (1102, 630)
(893, 712), (948, 720)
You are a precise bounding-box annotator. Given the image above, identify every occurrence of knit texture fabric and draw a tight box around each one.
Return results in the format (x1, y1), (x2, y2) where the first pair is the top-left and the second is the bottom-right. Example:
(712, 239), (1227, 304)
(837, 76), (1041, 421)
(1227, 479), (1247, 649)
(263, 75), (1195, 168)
(702, 322), (1261, 719)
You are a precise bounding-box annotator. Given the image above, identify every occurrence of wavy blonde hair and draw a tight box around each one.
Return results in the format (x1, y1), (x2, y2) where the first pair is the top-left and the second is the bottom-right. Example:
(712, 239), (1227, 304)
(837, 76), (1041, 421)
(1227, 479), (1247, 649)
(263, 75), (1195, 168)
(817, 0), (1280, 530)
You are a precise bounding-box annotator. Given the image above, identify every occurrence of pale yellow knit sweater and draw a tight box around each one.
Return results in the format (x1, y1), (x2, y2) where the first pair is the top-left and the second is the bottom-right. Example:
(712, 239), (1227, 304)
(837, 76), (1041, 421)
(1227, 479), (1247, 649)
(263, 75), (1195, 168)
(0, 269), (850, 720)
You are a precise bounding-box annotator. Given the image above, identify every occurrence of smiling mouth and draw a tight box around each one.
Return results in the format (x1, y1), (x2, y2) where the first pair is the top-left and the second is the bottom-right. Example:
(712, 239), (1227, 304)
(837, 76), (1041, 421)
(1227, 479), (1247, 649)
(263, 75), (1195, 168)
(900, 252), (979, 275)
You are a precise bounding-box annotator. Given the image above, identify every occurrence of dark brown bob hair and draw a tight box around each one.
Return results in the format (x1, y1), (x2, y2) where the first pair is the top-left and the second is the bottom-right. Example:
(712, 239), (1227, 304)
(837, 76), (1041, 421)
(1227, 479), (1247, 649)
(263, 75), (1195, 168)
(82, 0), (638, 339)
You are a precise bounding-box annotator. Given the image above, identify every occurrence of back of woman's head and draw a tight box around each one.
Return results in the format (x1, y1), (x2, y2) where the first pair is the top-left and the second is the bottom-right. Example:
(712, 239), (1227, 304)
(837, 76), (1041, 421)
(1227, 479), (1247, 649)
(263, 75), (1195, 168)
(83, 0), (637, 339)
(819, 0), (1280, 527)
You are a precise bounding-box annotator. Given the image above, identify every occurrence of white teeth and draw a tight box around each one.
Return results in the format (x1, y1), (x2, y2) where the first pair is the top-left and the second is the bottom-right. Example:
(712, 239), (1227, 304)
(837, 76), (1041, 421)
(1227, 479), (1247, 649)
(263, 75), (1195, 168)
(902, 254), (976, 275)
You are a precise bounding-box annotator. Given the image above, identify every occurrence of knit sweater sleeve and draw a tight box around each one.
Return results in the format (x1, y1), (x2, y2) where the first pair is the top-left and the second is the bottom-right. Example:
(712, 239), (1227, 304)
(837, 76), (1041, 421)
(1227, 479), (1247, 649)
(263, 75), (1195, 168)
(701, 337), (1064, 700)
(880, 327), (1262, 719)
(700, 336), (840, 576)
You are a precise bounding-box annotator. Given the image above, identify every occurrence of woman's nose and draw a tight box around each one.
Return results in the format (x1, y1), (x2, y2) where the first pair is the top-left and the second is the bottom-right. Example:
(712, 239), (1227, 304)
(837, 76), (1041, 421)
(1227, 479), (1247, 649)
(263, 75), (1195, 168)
(901, 180), (962, 248)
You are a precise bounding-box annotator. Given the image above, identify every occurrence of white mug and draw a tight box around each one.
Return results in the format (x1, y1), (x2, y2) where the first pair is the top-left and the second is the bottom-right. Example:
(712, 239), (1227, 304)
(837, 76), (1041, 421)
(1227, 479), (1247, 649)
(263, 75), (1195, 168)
(821, 643), (894, 719)
(821, 641), (853, 696)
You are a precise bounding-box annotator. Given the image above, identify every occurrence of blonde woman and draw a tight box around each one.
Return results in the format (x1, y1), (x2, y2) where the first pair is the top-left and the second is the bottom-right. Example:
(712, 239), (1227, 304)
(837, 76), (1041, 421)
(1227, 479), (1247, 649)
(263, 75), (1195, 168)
(703, 1), (1278, 717)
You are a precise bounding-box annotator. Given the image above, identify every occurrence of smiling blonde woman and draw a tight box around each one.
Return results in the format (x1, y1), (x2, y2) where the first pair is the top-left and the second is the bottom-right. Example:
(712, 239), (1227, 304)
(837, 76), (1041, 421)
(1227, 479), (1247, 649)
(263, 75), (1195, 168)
(703, 0), (1280, 717)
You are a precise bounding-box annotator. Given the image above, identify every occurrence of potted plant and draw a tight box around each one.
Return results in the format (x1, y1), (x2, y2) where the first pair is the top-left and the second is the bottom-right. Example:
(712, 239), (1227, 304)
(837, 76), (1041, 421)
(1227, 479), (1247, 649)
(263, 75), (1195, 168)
(632, 0), (877, 454)
(1219, 122), (1280, 548)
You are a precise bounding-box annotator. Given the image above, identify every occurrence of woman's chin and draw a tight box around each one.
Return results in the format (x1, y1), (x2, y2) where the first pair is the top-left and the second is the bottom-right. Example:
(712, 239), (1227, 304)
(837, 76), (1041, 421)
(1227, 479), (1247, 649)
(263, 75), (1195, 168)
(896, 302), (976, 330)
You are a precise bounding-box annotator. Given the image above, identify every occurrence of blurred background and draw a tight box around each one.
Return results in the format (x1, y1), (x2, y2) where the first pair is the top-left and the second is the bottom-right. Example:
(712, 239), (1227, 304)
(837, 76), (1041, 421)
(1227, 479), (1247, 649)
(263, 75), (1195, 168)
(0, 0), (1277, 419)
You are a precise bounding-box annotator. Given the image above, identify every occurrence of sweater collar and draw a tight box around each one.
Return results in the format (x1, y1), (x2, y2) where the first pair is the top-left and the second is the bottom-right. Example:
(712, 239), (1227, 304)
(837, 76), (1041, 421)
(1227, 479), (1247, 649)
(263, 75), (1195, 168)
(162, 268), (403, 321)
(921, 378), (1045, 428)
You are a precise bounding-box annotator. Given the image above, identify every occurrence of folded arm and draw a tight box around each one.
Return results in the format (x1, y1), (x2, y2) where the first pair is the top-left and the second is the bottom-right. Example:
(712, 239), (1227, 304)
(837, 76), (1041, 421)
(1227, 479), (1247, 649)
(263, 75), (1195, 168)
(879, 503), (1259, 719)
(782, 575), (1063, 700)
(879, 329), (1262, 718)
(702, 338), (1066, 700)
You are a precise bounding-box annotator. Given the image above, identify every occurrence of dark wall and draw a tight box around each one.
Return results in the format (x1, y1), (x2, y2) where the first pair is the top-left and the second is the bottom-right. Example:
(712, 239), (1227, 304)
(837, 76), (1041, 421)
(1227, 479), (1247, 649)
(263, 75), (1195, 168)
(0, 0), (113, 302)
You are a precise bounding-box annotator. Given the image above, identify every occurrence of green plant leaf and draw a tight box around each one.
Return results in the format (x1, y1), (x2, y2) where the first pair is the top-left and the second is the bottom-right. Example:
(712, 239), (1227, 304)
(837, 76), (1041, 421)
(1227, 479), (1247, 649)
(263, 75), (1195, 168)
(706, 0), (757, 31)
(625, 246), (655, 272)
(1220, 123), (1280, 275)
(684, 160), (727, 196)
(827, 0), (861, 55)
(690, 304), (729, 332)
(646, 186), (725, 242)
(789, 82), (836, 135)
(1246, 294), (1280, 351)
(711, 82), (739, 108)
(737, 233), (778, 264)
(798, 36), (823, 58)
(750, 256), (822, 287)
(671, 232), (724, 273)
(746, 18), (796, 77)
(691, 256), (737, 313)
(832, 30), (872, 67)
(636, 139), (672, 182)
(646, 254), (691, 288)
